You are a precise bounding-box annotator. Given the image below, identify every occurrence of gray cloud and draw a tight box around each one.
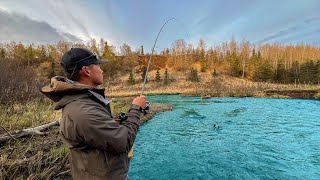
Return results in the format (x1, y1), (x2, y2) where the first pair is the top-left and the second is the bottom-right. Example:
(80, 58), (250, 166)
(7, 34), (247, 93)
(0, 9), (82, 44)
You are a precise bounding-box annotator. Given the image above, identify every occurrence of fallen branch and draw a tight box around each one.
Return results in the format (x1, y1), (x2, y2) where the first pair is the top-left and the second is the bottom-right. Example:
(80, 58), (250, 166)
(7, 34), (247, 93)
(0, 120), (60, 143)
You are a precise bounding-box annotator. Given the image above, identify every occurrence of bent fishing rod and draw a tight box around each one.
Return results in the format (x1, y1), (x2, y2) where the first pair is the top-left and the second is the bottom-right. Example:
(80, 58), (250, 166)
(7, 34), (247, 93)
(140, 18), (175, 113)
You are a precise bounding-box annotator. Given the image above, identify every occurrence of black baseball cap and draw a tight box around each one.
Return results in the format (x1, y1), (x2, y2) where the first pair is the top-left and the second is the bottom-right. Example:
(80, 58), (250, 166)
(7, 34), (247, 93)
(61, 48), (108, 73)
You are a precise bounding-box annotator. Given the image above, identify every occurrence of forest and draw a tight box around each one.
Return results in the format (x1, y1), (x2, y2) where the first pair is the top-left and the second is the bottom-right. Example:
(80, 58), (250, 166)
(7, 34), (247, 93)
(1, 38), (320, 104)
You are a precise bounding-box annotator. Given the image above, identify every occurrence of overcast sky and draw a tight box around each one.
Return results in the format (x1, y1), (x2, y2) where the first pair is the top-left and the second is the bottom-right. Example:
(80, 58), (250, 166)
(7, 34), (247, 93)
(0, 0), (319, 52)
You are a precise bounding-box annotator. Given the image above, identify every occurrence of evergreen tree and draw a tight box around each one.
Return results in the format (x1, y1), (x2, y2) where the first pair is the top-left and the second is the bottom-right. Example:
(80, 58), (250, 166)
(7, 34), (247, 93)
(226, 51), (241, 77)
(316, 60), (320, 83)
(200, 58), (207, 72)
(287, 61), (300, 84)
(141, 45), (144, 55)
(128, 71), (135, 85)
(188, 67), (200, 82)
(0, 48), (5, 59)
(155, 69), (161, 82)
(102, 41), (116, 61)
(274, 60), (287, 83)
(253, 60), (273, 82)
(299, 60), (318, 84)
(141, 66), (148, 82)
(48, 56), (56, 78)
(164, 68), (170, 85)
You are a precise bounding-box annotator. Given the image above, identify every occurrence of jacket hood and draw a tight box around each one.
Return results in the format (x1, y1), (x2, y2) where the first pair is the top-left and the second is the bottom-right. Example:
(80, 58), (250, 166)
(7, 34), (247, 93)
(40, 76), (105, 109)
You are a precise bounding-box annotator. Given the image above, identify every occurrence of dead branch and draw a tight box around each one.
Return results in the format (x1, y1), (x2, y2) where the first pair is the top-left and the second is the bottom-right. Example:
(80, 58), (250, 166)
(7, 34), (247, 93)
(0, 120), (60, 143)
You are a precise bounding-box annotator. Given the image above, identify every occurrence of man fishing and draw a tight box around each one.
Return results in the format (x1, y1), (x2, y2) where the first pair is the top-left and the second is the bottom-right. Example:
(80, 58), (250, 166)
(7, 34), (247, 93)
(41, 47), (146, 180)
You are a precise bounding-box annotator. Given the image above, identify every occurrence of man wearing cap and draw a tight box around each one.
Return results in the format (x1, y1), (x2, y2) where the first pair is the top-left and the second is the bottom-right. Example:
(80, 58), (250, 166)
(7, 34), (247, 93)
(41, 48), (146, 180)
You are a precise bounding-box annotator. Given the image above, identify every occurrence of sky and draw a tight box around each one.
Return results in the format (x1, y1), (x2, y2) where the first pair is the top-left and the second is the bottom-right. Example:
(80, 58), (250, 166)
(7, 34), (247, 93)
(0, 0), (319, 53)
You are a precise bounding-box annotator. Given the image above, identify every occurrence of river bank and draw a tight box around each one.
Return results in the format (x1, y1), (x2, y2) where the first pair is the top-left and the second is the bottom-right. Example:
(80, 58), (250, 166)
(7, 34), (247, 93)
(0, 98), (172, 179)
(105, 75), (320, 99)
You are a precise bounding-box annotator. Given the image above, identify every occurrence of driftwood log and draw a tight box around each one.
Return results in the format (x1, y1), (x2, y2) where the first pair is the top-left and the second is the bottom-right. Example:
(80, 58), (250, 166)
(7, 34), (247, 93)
(0, 120), (60, 143)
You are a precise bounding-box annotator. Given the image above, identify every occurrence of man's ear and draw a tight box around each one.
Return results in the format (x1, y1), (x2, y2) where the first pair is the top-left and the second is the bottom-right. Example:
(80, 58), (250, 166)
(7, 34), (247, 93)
(80, 66), (90, 77)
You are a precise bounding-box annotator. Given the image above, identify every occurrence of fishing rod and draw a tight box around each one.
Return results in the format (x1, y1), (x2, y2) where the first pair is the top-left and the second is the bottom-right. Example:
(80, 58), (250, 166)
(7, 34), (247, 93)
(141, 17), (175, 95)
(140, 18), (175, 114)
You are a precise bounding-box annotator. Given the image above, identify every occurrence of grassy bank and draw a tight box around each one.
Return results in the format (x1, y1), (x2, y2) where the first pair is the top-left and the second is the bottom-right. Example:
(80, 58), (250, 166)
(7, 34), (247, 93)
(0, 97), (172, 179)
(105, 72), (320, 98)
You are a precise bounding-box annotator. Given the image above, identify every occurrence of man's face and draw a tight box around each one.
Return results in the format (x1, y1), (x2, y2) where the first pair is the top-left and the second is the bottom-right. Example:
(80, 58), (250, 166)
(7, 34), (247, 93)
(88, 64), (104, 86)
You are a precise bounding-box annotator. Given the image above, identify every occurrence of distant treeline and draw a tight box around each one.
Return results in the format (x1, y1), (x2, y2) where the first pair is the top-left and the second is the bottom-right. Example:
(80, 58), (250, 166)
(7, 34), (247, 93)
(0, 38), (320, 85)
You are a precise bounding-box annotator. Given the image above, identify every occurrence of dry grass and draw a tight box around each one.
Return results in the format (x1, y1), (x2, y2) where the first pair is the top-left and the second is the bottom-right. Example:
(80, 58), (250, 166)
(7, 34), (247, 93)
(106, 71), (320, 98)
(0, 99), (60, 134)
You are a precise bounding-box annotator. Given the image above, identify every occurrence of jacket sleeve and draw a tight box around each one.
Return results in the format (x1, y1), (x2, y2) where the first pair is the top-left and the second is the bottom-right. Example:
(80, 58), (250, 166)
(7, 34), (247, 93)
(71, 99), (141, 153)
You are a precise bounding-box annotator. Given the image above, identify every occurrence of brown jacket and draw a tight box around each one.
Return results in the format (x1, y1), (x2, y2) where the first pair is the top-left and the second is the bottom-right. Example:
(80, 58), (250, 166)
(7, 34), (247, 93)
(41, 76), (141, 180)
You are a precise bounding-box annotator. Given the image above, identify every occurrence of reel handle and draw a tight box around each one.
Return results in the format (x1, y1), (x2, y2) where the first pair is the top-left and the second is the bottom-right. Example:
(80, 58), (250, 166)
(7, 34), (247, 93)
(142, 101), (150, 115)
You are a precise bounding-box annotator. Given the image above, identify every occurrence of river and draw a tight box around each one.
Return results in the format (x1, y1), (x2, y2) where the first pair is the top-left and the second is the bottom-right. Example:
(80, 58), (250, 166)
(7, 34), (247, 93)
(129, 95), (320, 180)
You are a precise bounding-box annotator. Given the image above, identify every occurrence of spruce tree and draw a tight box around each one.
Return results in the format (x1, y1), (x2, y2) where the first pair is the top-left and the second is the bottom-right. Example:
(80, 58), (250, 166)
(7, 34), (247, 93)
(155, 69), (161, 82)
(128, 71), (135, 85)
(164, 68), (170, 85)
(188, 67), (200, 82)
(141, 45), (144, 55)
(141, 66), (148, 83)
(200, 59), (207, 72)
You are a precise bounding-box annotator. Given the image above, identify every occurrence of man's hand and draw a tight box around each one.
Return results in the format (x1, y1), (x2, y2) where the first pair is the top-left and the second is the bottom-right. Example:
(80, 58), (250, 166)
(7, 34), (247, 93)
(132, 95), (146, 109)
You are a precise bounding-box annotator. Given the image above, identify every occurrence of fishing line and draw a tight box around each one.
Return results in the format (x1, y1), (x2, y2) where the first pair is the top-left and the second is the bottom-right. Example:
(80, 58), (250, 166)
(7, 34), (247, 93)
(141, 17), (176, 95)
(141, 17), (192, 95)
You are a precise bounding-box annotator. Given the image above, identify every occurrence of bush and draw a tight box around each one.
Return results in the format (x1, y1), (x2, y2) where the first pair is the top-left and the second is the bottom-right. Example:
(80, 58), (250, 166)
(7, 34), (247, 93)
(0, 59), (43, 104)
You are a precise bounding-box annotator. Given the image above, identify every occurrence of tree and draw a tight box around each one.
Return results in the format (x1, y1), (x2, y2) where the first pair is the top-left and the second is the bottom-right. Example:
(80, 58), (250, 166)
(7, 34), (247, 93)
(101, 41), (116, 61)
(299, 60), (318, 84)
(200, 58), (207, 72)
(273, 59), (287, 83)
(89, 38), (99, 55)
(253, 60), (273, 82)
(0, 48), (5, 59)
(127, 71), (135, 85)
(155, 69), (161, 82)
(120, 43), (132, 56)
(188, 67), (200, 82)
(226, 51), (241, 77)
(239, 40), (250, 78)
(141, 66), (148, 82)
(48, 57), (56, 78)
(164, 68), (170, 85)
(26, 44), (35, 65)
(141, 45), (144, 55)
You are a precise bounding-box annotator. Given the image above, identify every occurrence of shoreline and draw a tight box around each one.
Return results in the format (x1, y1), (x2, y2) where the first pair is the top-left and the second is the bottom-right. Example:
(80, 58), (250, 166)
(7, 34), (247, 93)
(107, 89), (320, 100)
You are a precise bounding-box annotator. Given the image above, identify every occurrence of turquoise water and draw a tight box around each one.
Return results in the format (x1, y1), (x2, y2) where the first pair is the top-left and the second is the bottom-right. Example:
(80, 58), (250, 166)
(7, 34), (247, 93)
(129, 95), (320, 180)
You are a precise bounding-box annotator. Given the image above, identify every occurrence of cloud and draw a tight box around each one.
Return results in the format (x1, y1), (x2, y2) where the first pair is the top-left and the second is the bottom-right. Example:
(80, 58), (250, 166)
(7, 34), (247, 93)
(0, 9), (82, 44)
(255, 16), (320, 44)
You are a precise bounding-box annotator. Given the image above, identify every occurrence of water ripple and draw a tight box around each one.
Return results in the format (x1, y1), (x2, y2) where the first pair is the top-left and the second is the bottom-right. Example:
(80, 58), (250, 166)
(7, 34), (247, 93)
(130, 95), (320, 180)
